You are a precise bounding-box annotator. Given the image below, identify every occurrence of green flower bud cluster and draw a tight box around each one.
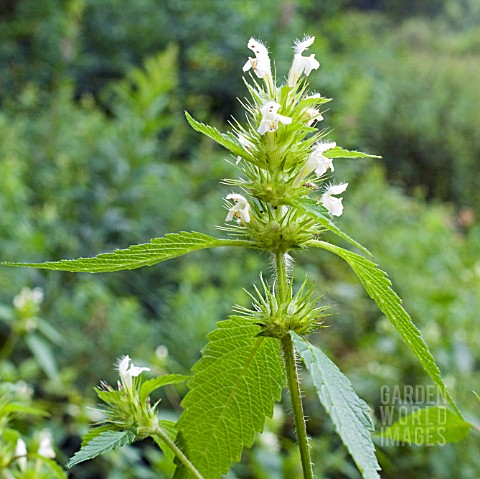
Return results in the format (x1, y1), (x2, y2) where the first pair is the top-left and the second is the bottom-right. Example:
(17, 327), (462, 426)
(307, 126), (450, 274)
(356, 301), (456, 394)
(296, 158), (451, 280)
(94, 356), (158, 439)
(235, 275), (329, 339)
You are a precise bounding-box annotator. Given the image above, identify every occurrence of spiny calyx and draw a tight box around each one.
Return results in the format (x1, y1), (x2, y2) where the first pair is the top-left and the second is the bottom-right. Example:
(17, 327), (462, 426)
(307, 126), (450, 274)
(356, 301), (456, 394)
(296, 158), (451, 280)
(235, 275), (328, 339)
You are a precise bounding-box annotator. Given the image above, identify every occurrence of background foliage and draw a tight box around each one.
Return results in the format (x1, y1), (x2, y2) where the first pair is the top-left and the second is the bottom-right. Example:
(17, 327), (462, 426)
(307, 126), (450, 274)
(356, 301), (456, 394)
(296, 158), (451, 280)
(0, 1), (479, 478)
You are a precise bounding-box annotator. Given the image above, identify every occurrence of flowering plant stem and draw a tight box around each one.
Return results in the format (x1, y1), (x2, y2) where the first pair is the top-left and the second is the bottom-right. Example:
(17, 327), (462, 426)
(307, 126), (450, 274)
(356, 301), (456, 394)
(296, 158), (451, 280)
(282, 335), (313, 479)
(276, 252), (314, 479)
(152, 426), (205, 479)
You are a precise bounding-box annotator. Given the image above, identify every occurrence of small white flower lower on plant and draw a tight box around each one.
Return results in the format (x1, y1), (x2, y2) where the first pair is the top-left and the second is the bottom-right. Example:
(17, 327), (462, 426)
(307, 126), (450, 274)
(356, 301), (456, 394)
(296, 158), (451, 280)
(288, 36), (320, 86)
(243, 38), (271, 79)
(38, 430), (55, 459)
(13, 287), (44, 310)
(257, 102), (292, 135)
(306, 141), (336, 177)
(15, 438), (27, 471)
(226, 193), (251, 223)
(117, 355), (150, 390)
(320, 183), (348, 217)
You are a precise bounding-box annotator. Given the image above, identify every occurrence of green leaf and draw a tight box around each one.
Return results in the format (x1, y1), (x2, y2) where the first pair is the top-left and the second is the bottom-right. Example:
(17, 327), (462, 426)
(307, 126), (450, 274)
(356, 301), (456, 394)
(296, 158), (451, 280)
(292, 198), (371, 256)
(139, 374), (189, 404)
(324, 146), (381, 160)
(292, 333), (381, 479)
(185, 112), (255, 164)
(2, 403), (49, 417)
(67, 430), (136, 468)
(3, 232), (254, 273)
(25, 334), (59, 380)
(81, 425), (116, 447)
(28, 455), (68, 479)
(174, 316), (285, 479)
(379, 406), (471, 445)
(309, 240), (462, 417)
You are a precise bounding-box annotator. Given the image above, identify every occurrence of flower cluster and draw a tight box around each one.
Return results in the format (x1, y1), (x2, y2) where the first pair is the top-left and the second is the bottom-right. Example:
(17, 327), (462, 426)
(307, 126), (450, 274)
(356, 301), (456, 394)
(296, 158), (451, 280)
(225, 36), (351, 246)
(95, 355), (156, 437)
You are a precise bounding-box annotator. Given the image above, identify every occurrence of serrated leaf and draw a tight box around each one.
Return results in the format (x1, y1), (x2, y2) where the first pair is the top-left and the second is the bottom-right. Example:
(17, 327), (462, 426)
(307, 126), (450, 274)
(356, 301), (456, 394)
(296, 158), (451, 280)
(309, 240), (462, 417)
(292, 333), (381, 479)
(139, 374), (189, 404)
(185, 112), (255, 164)
(324, 146), (381, 159)
(67, 430), (135, 468)
(292, 198), (371, 256)
(379, 406), (471, 445)
(81, 425), (116, 447)
(3, 232), (253, 273)
(174, 316), (285, 479)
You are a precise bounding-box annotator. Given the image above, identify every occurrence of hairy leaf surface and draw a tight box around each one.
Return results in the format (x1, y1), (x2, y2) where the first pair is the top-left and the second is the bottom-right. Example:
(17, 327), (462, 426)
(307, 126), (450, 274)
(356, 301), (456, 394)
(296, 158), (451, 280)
(139, 374), (189, 404)
(67, 430), (135, 468)
(324, 146), (381, 159)
(3, 232), (254, 273)
(293, 198), (371, 256)
(309, 240), (462, 416)
(174, 316), (285, 479)
(292, 333), (381, 479)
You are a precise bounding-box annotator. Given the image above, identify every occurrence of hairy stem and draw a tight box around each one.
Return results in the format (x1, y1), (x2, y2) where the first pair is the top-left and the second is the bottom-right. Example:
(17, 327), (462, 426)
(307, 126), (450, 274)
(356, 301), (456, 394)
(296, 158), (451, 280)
(275, 251), (288, 300)
(275, 252), (313, 479)
(281, 334), (314, 479)
(152, 426), (205, 479)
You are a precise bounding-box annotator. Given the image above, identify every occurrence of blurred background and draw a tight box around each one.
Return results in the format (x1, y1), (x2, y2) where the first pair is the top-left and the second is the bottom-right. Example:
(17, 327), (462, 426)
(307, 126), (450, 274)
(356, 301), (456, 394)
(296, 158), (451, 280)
(0, 0), (479, 478)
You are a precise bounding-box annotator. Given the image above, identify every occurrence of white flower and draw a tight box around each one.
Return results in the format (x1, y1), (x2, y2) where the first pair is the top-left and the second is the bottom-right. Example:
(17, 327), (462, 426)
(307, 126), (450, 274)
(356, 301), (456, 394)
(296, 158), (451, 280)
(237, 133), (254, 151)
(257, 101), (292, 135)
(38, 430), (55, 459)
(15, 439), (27, 471)
(226, 193), (251, 223)
(305, 142), (336, 177)
(13, 287), (44, 310)
(288, 36), (320, 86)
(243, 38), (271, 79)
(117, 355), (150, 390)
(304, 107), (323, 125)
(320, 183), (348, 217)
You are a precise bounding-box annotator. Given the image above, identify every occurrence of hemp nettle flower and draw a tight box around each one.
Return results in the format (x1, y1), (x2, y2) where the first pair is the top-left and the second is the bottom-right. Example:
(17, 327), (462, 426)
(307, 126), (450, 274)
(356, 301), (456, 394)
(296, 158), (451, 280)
(257, 101), (292, 135)
(38, 430), (55, 459)
(288, 36), (320, 86)
(117, 355), (150, 390)
(303, 94), (324, 125)
(306, 142), (336, 177)
(226, 193), (251, 223)
(320, 183), (348, 217)
(243, 38), (271, 79)
(15, 439), (27, 471)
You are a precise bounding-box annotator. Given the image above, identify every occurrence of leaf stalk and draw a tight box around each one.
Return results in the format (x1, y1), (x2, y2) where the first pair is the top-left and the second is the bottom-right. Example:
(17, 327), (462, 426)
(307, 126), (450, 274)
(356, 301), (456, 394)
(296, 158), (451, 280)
(152, 425), (205, 479)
